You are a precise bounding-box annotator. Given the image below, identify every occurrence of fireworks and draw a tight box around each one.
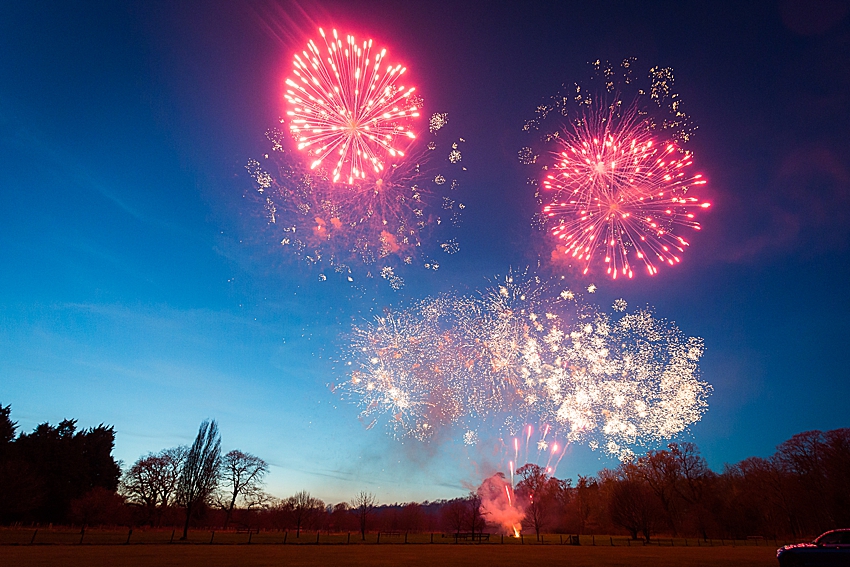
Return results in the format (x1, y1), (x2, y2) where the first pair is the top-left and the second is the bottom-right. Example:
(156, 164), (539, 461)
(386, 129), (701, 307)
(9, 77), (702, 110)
(246, 120), (466, 287)
(523, 59), (710, 279)
(542, 106), (709, 278)
(337, 272), (711, 457)
(284, 29), (420, 184)
(531, 302), (710, 460)
(503, 424), (568, 480)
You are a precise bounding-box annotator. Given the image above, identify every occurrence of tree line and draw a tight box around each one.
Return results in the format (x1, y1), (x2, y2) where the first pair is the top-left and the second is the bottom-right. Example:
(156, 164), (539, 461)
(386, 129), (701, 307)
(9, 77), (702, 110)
(1, 404), (847, 540)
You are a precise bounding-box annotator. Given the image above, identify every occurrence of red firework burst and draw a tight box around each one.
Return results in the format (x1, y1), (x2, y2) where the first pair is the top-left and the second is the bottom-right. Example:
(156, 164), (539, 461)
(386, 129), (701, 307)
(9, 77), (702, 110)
(542, 108), (709, 279)
(284, 28), (420, 185)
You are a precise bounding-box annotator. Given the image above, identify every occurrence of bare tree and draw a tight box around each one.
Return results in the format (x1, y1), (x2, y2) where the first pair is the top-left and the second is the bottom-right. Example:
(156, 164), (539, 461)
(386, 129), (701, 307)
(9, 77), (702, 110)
(217, 450), (268, 527)
(400, 502), (424, 533)
(177, 420), (221, 540)
(635, 448), (682, 534)
(158, 446), (188, 507)
(467, 491), (484, 539)
(441, 498), (466, 536)
(121, 446), (186, 526)
(606, 463), (666, 542)
(515, 463), (556, 540)
(350, 491), (377, 540)
(286, 490), (324, 537)
(572, 475), (598, 534)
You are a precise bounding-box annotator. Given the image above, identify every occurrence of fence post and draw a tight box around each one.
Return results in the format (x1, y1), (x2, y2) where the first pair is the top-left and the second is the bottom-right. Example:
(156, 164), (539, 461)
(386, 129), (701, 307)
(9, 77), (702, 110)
(30, 529), (38, 545)
(170, 530), (175, 544)
(210, 531), (215, 544)
(347, 532), (351, 544)
(126, 528), (133, 545)
(284, 531), (288, 544)
(592, 535), (595, 546)
(248, 530), (252, 544)
(671, 538), (674, 546)
(430, 533), (433, 544)
(610, 537), (613, 546)
(316, 531), (320, 544)
(79, 527), (85, 545)
(520, 534), (524, 545)
(377, 532), (381, 544)
(405, 532), (408, 544)
(627, 538), (630, 546)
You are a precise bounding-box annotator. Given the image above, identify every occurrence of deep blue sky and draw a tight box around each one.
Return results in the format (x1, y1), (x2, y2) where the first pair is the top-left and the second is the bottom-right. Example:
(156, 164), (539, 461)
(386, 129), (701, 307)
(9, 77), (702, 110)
(1, 0), (848, 503)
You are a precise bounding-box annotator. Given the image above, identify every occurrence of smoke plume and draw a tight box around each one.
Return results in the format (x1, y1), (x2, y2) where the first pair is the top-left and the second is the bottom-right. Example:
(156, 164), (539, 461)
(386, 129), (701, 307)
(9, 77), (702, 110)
(477, 472), (524, 536)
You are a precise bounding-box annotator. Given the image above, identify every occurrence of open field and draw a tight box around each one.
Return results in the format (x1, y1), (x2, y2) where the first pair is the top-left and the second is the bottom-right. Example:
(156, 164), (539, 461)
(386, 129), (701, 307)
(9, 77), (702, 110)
(0, 527), (794, 547)
(0, 544), (780, 567)
(0, 528), (785, 566)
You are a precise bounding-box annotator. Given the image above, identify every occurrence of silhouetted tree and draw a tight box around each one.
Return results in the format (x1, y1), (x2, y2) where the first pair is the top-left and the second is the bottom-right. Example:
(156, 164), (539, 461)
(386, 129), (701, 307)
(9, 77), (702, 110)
(441, 498), (466, 535)
(571, 475), (598, 534)
(329, 502), (355, 532)
(1, 412), (120, 524)
(286, 490), (324, 537)
(400, 502), (424, 532)
(351, 491), (377, 540)
(467, 491), (485, 538)
(0, 404), (15, 448)
(516, 463), (557, 540)
(69, 486), (127, 526)
(177, 420), (221, 539)
(634, 448), (681, 534)
(0, 404), (39, 524)
(217, 450), (268, 527)
(121, 446), (186, 526)
(606, 464), (665, 542)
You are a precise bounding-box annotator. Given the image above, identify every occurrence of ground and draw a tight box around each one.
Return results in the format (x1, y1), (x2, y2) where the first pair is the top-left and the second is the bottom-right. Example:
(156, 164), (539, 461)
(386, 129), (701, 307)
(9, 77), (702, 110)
(0, 544), (779, 566)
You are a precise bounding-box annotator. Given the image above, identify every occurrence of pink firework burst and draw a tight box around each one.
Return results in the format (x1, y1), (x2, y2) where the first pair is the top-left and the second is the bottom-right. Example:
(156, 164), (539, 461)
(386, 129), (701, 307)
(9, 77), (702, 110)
(284, 28), (420, 185)
(542, 108), (709, 279)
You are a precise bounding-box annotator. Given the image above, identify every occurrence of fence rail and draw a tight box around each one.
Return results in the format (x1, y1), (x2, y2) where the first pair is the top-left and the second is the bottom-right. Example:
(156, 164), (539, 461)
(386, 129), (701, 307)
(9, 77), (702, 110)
(0, 528), (801, 548)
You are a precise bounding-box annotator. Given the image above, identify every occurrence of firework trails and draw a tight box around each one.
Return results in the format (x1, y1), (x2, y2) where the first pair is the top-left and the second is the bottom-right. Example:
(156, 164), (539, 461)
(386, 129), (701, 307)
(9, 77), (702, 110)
(285, 28), (420, 184)
(337, 271), (711, 459)
(522, 59), (710, 279)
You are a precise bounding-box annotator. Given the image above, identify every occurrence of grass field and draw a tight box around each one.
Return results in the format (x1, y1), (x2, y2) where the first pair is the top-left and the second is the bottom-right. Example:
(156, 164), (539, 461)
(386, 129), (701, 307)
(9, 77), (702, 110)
(0, 528), (785, 566)
(0, 527), (792, 547)
(0, 528), (777, 567)
(0, 544), (780, 566)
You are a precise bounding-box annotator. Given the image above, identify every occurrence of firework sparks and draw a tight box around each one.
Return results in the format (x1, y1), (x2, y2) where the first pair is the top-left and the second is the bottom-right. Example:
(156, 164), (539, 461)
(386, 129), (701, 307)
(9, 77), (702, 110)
(429, 112), (448, 133)
(284, 28), (420, 184)
(523, 59), (710, 279)
(337, 272), (710, 457)
(542, 106), (709, 278)
(246, 120), (466, 287)
(503, 423), (568, 476)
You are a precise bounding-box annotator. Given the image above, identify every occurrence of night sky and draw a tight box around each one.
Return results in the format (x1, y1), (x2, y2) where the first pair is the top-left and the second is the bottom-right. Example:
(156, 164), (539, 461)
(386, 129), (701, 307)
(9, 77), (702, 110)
(1, 1), (849, 503)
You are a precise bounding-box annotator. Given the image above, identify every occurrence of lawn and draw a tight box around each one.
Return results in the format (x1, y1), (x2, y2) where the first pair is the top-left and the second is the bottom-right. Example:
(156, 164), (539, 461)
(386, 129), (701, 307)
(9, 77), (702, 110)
(0, 542), (779, 567)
